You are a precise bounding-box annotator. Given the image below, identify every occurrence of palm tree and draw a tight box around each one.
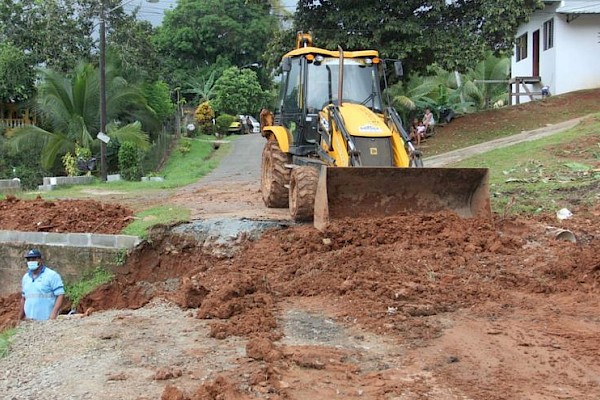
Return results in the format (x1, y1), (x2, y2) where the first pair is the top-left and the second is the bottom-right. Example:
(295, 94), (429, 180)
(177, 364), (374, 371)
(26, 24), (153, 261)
(388, 73), (440, 123)
(8, 61), (155, 169)
(462, 52), (510, 110)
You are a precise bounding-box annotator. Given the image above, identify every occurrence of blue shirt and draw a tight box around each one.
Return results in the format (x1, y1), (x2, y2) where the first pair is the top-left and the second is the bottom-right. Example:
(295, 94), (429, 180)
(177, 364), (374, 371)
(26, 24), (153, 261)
(21, 266), (65, 320)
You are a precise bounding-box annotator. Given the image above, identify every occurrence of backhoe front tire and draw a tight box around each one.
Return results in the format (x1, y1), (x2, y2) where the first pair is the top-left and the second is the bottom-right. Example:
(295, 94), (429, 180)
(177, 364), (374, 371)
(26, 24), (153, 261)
(289, 166), (319, 222)
(261, 140), (291, 208)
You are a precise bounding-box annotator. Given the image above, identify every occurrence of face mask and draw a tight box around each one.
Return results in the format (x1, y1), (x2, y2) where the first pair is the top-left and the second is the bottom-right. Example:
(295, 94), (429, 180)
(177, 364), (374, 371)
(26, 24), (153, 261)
(27, 261), (39, 271)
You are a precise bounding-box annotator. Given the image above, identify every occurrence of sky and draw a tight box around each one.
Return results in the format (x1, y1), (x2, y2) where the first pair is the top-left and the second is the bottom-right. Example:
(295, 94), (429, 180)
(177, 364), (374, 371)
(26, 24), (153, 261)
(128, 0), (177, 26)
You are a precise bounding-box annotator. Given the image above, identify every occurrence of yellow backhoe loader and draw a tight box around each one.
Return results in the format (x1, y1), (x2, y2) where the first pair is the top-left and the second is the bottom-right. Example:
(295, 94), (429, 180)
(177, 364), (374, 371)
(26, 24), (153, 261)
(261, 32), (491, 230)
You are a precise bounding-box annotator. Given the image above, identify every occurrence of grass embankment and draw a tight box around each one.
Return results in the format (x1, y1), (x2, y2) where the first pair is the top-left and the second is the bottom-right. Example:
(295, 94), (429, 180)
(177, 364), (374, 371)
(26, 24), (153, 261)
(65, 267), (114, 309)
(449, 114), (600, 215)
(426, 88), (600, 156)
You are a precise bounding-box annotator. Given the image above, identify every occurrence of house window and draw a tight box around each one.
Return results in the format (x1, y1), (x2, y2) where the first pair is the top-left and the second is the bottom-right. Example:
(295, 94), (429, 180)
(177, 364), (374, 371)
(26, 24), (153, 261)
(516, 33), (528, 61)
(543, 19), (554, 50)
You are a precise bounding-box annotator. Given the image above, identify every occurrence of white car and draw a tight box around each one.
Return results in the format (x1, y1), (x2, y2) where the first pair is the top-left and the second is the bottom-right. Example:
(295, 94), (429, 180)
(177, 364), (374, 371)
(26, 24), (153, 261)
(238, 115), (260, 134)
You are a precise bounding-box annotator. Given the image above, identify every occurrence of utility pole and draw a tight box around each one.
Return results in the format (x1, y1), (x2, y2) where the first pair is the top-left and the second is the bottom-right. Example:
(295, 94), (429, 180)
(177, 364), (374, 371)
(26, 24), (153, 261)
(98, 0), (159, 182)
(99, 0), (108, 182)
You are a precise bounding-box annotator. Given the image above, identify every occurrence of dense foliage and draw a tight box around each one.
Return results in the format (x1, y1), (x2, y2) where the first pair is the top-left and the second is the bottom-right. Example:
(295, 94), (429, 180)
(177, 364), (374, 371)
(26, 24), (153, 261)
(0, 42), (35, 103)
(0, 0), (95, 72)
(211, 67), (268, 116)
(291, 0), (541, 74)
(8, 62), (152, 169)
(154, 0), (278, 87)
(0, 133), (50, 189)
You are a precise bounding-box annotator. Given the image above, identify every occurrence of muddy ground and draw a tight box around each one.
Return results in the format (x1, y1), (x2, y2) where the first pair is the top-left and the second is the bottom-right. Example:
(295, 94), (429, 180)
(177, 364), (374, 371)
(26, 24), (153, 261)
(1, 203), (599, 399)
(1, 90), (600, 399)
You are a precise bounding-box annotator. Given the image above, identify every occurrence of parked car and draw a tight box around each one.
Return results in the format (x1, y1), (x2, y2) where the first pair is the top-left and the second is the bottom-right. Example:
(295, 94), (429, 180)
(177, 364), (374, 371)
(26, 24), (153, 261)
(228, 119), (242, 135)
(238, 115), (260, 134)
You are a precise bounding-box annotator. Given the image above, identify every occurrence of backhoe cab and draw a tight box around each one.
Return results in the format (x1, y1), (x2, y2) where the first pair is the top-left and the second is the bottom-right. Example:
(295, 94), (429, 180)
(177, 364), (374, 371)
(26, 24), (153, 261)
(261, 32), (491, 229)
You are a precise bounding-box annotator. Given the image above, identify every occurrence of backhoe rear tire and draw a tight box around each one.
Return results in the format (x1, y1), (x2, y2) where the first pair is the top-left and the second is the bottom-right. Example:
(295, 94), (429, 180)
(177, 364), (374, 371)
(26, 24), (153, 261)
(289, 166), (319, 222)
(261, 140), (291, 208)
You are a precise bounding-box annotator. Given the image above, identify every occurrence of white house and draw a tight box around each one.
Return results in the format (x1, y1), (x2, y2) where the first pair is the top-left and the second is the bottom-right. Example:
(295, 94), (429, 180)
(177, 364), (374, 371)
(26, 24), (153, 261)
(510, 0), (600, 103)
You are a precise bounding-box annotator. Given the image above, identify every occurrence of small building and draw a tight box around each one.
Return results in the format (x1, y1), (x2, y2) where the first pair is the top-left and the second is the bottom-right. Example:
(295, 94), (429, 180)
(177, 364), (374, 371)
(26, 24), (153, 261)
(0, 102), (36, 129)
(510, 0), (600, 104)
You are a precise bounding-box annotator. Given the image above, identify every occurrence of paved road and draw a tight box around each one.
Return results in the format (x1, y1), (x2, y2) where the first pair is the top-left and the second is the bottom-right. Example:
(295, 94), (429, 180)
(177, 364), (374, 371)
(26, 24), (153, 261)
(198, 135), (263, 184)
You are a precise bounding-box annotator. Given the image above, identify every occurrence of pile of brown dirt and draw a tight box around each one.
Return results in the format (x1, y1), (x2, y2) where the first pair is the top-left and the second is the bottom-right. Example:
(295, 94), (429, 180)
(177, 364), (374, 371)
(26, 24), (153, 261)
(2, 206), (599, 398)
(47, 206), (598, 399)
(0, 195), (134, 234)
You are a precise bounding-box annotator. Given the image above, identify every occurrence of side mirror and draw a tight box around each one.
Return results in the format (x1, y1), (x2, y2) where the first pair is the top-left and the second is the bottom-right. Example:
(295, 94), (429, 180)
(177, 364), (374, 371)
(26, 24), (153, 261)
(394, 61), (404, 77)
(282, 57), (292, 72)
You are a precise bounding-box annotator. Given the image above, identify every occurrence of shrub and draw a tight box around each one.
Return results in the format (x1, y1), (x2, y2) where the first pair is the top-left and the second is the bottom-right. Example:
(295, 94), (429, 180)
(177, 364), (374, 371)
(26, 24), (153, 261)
(62, 145), (93, 176)
(118, 141), (144, 181)
(0, 135), (49, 189)
(178, 138), (192, 156)
(144, 80), (176, 122)
(216, 114), (235, 136)
(195, 101), (215, 135)
(62, 152), (77, 177)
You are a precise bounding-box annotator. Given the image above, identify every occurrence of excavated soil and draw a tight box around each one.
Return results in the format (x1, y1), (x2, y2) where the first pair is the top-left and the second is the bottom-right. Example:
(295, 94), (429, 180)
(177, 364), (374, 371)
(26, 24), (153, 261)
(2, 205), (599, 399)
(0, 195), (133, 234)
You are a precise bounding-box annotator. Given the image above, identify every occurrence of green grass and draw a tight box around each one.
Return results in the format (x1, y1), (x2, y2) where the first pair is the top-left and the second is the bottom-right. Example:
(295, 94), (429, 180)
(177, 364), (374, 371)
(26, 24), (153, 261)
(450, 116), (600, 215)
(158, 136), (230, 188)
(30, 135), (232, 198)
(64, 267), (114, 308)
(121, 204), (191, 238)
(0, 328), (16, 358)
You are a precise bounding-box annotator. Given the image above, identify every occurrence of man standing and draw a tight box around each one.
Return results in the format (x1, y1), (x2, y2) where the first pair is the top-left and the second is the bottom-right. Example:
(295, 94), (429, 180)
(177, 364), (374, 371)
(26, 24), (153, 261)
(19, 249), (65, 321)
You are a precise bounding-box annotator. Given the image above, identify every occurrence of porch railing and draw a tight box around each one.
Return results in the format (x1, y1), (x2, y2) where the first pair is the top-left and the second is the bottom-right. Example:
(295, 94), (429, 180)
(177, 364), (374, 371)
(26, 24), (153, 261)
(0, 118), (33, 129)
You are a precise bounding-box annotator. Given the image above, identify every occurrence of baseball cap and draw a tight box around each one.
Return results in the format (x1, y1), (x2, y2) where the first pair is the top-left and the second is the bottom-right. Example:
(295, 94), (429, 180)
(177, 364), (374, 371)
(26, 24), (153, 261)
(24, 249), (42, 259)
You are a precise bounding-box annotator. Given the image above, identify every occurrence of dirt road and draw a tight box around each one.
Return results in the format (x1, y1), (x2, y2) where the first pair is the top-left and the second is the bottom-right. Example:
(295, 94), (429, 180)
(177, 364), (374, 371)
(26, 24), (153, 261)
(168, 134), (289, 221)
(1, 121), (599, 399)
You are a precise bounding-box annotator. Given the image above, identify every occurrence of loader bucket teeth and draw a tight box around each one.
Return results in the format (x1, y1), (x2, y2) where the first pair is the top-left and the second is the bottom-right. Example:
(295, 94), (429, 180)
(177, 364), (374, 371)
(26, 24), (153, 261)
(313, 167), (491, 231)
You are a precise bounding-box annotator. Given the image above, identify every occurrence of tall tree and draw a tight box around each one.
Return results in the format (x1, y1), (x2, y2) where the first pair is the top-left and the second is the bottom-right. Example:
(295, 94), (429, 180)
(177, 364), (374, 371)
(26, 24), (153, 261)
(154, 0), (278, 85)
(106, 10), (163, 83)
(293, 0), (541, 74)
(0, 0), (95, 72)
(211, 67), (268, 116)
(0, 42), (35, 103)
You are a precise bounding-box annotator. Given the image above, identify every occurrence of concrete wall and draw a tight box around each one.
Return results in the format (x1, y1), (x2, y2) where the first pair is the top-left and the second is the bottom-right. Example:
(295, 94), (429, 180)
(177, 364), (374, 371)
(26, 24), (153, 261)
(38, 175), (95, 191)
(0, 231), (140, 296)
(0, 179), (21, 195)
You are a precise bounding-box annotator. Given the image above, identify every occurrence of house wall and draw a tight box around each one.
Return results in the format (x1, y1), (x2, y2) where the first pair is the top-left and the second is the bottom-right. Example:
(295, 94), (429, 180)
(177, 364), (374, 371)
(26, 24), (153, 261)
(512, 4), (558, 103)
(511, 3), (600, 103)
(554, 13), (600, 94)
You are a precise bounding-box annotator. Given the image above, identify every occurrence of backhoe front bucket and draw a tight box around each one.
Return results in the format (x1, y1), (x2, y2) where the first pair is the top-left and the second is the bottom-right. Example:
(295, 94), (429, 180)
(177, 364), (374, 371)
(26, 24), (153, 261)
(313, 167), (491, 231)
